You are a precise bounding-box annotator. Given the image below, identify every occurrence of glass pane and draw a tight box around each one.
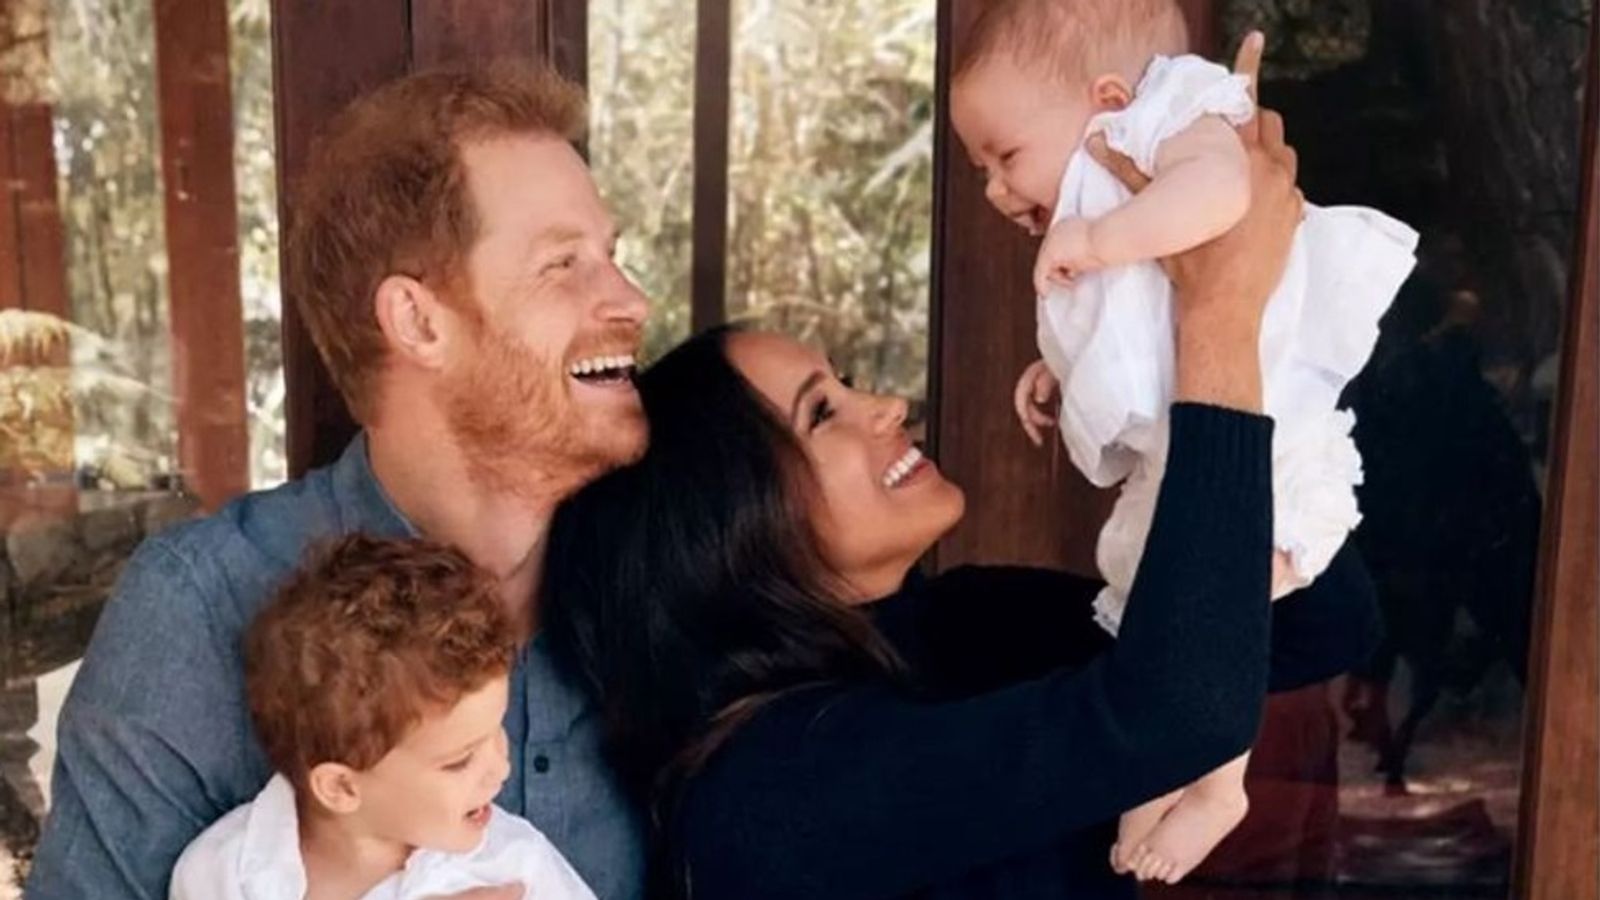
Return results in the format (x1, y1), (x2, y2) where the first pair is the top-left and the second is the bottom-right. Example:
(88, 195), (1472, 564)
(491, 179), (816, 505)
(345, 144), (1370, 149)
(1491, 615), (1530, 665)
(233, 0), (285, 490)
(726, 0), (935, 411)
(1148, 2), (1594, 897)
(588, 0), (697, 363)
(0, 0), (281, 891)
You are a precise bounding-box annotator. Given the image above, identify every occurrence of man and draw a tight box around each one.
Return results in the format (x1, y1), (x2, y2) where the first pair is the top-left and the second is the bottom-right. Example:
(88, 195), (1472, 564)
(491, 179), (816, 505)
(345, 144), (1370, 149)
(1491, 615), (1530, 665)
(28, 65), (647, 899)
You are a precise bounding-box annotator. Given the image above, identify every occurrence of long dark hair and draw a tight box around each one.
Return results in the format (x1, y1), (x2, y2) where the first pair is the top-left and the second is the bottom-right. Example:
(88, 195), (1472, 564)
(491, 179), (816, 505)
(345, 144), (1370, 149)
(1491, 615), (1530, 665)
(543, 325), (906, 805)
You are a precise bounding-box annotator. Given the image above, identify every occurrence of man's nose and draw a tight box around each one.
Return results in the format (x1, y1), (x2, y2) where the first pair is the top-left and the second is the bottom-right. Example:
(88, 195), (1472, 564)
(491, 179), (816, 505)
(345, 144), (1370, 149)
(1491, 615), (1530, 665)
(598, 262), (650, 326)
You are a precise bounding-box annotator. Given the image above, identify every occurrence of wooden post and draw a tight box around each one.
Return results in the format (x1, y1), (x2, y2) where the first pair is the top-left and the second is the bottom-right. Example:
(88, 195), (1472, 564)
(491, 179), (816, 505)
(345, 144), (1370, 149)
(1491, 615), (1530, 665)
(411, 2), (541, 70)
(1514, 10), (1600, 900)
(928, 0), (1114, 575)
(544, 0), (589, 89)
(690, 0), (731, 334)
(1176, 0), (1218, 62)
(274, 0), (582, 477)
(152, 0), (250, 509)
(0, 105), (18, 311)
(0, 103), (69, 318)
(272, 0), (409, 477)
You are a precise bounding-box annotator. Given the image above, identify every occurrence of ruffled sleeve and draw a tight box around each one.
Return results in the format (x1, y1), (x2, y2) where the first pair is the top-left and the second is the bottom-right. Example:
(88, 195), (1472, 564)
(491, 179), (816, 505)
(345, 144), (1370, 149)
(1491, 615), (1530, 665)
(1090, 54), (1255, 177)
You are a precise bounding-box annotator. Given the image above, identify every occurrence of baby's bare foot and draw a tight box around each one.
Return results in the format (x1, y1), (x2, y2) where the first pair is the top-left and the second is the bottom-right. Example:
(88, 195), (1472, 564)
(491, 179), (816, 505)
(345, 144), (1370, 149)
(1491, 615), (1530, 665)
(1129, 787), (1249, 884)
(1111, 790), (1182, 874)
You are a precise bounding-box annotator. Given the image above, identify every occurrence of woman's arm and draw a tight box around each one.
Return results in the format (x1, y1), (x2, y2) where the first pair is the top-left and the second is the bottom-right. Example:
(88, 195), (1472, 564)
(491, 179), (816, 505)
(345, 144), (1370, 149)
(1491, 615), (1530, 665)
(674, 407), (1275, 900)
(882, 540), (1379, 699)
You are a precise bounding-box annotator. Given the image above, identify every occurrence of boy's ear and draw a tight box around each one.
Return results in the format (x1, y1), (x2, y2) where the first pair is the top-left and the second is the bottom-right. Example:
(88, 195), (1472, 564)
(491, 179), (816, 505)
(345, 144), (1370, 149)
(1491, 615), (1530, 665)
(1089, 74), (1134, 112)
(306, 762), (364, 816)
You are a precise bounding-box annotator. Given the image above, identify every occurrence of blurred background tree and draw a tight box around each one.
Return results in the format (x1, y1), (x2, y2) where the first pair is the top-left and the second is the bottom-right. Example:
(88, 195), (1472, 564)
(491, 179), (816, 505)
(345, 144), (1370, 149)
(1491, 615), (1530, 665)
(590, 0), (935, 406)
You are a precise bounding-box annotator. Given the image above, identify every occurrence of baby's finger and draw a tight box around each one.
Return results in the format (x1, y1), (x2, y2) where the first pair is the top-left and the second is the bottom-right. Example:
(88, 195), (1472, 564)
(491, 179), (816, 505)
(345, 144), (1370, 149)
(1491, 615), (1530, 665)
(1032, 375), (1055, 405)
(1014, 376), (1037, 427)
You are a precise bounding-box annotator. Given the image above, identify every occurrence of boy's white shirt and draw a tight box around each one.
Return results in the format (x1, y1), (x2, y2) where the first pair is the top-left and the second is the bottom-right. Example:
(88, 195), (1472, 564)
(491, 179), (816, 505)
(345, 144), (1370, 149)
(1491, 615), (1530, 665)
(1037, 54), (1419, 630)
(169, 774), (599, 900)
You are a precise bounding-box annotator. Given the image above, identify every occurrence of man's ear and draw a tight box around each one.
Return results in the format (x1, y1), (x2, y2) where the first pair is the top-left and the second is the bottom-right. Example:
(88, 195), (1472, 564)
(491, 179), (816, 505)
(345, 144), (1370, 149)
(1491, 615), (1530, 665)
(306, 762), (363, 816)
(373, 275), (456, 371)
(1089, 74), (1133, 112)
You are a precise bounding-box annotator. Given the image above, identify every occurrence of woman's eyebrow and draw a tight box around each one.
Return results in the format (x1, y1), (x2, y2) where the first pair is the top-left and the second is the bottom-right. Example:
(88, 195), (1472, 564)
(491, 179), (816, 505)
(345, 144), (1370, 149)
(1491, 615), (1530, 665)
(790, 370), (827, 424)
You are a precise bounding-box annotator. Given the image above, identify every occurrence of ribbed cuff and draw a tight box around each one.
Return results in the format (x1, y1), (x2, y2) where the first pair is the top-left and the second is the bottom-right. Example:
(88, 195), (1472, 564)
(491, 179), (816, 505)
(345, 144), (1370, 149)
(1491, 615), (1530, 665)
(1165, 402), (1274, 496)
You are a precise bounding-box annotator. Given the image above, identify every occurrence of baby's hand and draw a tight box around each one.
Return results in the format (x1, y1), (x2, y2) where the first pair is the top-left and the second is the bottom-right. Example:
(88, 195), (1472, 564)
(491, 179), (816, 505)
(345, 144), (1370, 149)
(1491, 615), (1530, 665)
(1013, 359), (1059, 447)
(1033, 217), (1103, 296)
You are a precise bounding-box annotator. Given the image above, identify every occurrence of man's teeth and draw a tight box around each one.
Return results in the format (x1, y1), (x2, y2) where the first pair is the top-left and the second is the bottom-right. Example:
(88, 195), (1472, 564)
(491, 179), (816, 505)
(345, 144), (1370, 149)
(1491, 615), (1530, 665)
(882, 447), (924, 488)
(568, 354), (637, 377)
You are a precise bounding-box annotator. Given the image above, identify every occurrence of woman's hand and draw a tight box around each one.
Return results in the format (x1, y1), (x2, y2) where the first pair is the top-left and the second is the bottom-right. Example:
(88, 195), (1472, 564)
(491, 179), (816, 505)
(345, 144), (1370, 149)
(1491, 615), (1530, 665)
(1086, 31), (1303, 412)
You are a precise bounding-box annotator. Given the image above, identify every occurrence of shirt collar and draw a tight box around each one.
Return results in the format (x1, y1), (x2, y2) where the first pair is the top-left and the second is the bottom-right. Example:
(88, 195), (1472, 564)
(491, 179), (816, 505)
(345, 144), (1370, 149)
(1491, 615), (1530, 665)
(329, 433), (420, 539)
(238, 774), (309, 899)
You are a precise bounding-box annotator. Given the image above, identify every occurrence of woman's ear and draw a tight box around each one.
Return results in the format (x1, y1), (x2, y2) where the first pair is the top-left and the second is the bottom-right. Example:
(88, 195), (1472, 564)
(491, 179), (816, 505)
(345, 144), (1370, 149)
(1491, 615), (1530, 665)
(373, 274), (456, 371)
(1089, 74), (1134, 112)
(306, 762), (363, 816)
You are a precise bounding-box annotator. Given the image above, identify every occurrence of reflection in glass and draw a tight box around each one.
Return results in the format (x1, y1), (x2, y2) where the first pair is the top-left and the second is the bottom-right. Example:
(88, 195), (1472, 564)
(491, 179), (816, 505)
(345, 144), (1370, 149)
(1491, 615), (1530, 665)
(726, 0), (935, 407)
(589, 0), (936, 411)
(588, 0), (698, 364)
(1, 0), (278, 892)
(1151, 1), (1592, 896)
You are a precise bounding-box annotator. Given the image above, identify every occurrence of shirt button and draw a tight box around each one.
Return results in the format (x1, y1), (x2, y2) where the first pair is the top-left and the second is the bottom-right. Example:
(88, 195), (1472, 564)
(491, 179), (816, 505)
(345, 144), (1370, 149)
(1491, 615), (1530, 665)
(533, 754), (551, 774)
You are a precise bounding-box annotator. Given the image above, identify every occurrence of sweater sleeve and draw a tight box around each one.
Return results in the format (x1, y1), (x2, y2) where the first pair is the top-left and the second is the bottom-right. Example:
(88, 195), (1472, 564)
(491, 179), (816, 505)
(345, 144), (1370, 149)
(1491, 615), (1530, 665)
(672, 404), (1275, 900)
(880, 543), (1380, 698)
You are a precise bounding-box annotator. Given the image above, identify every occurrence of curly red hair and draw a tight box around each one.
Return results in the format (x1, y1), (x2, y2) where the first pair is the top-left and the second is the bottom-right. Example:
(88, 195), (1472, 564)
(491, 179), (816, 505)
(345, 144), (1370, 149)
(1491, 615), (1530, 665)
(244, 534), (513, 789)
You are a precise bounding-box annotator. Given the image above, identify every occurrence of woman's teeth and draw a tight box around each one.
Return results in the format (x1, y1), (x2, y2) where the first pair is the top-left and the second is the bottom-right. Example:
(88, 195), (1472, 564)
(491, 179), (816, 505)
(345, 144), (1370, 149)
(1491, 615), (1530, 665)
(882, 447), (925, 488)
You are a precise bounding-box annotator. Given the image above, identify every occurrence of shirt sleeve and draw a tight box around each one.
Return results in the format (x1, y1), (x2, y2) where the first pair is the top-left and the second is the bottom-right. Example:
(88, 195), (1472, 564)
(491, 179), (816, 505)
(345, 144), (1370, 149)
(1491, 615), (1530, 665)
(27, 540), (259, 900)
(1093, 54), (1256, 177)
(673, 404), (1276, 900)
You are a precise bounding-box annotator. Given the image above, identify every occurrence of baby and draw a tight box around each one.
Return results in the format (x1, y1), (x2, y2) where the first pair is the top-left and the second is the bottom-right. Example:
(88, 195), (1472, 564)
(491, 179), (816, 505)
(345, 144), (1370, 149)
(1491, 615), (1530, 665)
(951, 0), (1417, 886)
(170, 534), (596, 900)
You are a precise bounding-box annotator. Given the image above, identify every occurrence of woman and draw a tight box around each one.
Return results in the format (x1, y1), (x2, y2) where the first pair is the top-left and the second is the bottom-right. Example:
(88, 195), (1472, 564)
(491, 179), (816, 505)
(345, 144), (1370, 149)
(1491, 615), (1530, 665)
(544, 52), (1379, 900)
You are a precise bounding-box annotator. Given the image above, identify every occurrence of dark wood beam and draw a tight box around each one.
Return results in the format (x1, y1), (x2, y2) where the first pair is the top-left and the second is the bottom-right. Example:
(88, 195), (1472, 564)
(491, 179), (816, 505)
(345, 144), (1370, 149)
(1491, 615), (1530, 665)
(411, 0), (540, 70)
(0, 103), (68, 318)
(0, 105), (18, 310)
(543, 0), (589, 89)
(153, 0), (250, 509)
(690, 0), (731, 333)
(272, 0), (410, 477)
(929, 0), (1113, 576)
(1514, 9), (1600, 900)
(1176, 0), (1219, 59)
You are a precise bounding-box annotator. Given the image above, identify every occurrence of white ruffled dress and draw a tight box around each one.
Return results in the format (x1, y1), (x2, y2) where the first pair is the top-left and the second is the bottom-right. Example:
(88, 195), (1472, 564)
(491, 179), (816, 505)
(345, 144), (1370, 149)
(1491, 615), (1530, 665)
(1034, 54), (1419, 634)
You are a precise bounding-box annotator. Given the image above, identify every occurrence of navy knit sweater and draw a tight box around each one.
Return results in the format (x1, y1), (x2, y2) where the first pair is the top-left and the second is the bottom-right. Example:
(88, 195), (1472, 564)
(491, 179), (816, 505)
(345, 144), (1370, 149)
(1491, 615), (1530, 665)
(665, 405), (1381, 899)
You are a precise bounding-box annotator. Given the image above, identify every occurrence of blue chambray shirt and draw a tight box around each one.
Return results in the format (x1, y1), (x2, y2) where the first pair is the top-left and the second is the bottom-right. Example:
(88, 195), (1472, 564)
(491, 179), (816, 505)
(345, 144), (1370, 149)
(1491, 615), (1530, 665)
(27, 436), (644, 900)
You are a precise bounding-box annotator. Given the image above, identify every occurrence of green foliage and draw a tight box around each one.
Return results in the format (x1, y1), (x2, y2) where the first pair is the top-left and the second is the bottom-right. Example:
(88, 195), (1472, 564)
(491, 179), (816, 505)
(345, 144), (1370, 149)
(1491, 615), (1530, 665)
(590, 0), (935, 404)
